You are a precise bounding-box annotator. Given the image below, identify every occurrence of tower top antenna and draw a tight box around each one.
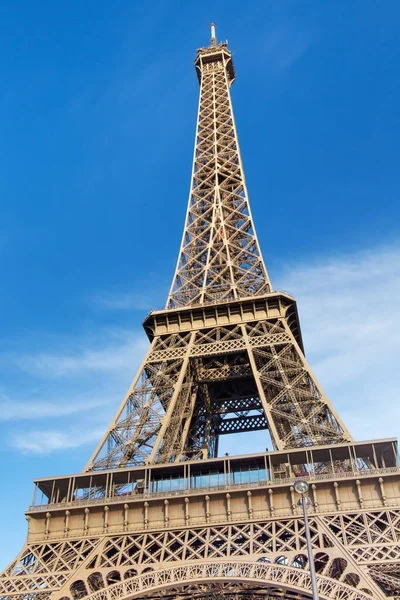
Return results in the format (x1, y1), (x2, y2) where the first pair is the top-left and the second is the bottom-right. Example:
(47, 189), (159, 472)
(210, 22), (217, 46)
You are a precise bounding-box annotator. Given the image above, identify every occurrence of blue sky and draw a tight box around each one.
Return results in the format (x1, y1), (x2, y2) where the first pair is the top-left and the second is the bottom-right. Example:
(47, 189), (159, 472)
(0, 0), (399, 569)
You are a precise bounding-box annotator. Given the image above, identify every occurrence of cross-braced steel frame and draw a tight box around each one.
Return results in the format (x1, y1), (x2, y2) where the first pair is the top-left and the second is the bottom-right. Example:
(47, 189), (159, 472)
(167, 37), (270, 309)
(1, 25), (399, 600)
(86, 314), (352, 471)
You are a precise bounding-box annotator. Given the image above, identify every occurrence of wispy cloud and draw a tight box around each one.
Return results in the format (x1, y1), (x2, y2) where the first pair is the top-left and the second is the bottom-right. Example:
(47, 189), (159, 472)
(91, 291), (157, 312)
(13, 330), (148, 378)
(0, 391), (113, 421)
(260, 24), (314, 72)
(0, 328), (148, 454)
(10, 428), (103, 454)
(275, 245), (400, 441)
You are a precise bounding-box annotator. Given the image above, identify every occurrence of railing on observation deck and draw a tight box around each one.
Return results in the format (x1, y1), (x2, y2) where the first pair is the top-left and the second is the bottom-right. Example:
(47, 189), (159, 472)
(28, 464), (400, 513)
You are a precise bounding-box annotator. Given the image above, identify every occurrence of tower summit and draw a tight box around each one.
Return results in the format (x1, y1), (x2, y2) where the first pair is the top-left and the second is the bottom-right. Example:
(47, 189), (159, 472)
(168, 22), (264, 309)
(1, 26), (400, 600)
(210, 23), (217, 46)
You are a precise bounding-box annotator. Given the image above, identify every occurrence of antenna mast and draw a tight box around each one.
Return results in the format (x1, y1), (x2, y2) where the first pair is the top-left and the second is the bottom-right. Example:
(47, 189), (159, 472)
(210, 22), (217, 46)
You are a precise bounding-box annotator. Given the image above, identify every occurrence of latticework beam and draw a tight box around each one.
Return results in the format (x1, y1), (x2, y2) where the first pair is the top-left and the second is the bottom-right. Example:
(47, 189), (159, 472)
(167, 40), (271, 309)
(0, 25), (397, 600)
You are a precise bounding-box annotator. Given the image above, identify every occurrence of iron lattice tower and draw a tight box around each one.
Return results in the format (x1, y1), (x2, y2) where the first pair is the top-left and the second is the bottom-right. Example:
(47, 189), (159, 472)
(1, 25), (400, 600)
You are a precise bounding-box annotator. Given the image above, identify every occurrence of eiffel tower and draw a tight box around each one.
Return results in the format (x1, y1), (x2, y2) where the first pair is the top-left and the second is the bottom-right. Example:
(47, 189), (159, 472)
(1, 24), (399, 600)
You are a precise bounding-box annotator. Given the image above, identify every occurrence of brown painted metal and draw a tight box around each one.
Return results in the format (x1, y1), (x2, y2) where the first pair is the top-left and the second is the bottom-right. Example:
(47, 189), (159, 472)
(1, 25), (399, 600)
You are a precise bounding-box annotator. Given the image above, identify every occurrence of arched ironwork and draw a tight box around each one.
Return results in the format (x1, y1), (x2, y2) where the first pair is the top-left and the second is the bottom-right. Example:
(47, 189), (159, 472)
(82, 561), (375, 600)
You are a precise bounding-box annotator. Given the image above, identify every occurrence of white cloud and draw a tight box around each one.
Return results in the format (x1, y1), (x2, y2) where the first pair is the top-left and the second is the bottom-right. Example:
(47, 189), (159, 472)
(260, 24), (314, 72)
(14, 330), (148, 378)
(91, 291), (156, 311)
(10, 428), (104, 454)
(275, 245), (400, 442)
(0, 329), (148, 453)
(0, 391), (113, 421)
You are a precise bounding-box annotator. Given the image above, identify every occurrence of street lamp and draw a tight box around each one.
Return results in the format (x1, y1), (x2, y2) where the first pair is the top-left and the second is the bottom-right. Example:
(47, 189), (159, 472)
(294, 480), (319, 600)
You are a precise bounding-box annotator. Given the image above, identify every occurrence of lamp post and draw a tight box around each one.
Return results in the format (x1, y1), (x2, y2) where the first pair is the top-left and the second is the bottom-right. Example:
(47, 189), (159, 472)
(294, 480), (319, 600)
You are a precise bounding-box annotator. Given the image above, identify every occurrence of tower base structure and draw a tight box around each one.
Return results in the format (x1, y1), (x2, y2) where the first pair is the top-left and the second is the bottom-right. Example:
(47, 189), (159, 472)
(1, 438), (400, 600)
